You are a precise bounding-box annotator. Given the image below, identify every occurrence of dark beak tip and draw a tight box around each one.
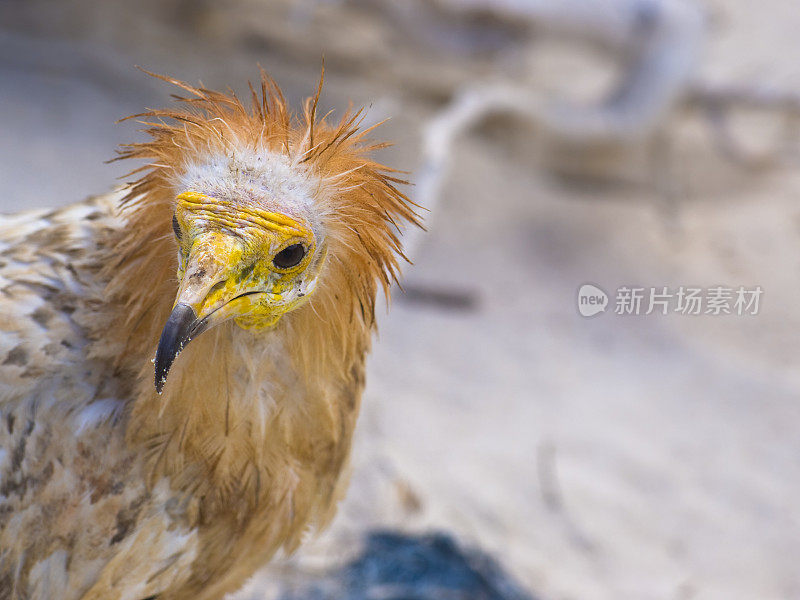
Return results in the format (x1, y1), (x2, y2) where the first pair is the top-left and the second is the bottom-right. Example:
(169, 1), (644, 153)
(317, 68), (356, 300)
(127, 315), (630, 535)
(154, 303), (200, 393)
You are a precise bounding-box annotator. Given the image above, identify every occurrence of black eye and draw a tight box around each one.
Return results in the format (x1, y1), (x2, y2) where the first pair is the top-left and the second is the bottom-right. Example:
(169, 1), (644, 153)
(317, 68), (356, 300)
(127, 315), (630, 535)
(172, 214), (182, 240)
(273, 244), (306, 269)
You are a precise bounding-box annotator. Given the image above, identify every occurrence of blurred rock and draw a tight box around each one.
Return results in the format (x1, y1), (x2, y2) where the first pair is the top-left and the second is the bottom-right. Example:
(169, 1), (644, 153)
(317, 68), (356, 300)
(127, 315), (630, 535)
(274, 531), (538, 600)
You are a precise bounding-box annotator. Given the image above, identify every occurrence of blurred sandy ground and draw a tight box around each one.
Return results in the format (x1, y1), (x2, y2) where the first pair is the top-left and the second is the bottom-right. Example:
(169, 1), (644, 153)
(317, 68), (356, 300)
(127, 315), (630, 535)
(1, 1), (800, 599)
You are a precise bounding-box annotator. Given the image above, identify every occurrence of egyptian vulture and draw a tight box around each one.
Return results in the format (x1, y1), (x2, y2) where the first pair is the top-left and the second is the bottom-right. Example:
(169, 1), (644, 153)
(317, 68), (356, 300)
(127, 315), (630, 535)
(0, 70), (418, 600)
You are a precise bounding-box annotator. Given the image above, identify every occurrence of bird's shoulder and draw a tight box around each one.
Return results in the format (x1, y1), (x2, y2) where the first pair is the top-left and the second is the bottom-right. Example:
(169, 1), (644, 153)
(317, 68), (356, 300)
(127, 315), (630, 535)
(0, 191), (126, 403)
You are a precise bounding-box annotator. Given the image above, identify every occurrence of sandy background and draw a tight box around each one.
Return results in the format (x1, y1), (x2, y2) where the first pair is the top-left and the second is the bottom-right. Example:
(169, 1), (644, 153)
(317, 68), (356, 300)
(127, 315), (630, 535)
(1, 1), (799, 599)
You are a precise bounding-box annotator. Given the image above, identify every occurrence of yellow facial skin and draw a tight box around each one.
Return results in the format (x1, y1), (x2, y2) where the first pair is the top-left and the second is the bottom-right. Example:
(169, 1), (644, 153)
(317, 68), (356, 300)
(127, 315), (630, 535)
(172, 191), (324, 332)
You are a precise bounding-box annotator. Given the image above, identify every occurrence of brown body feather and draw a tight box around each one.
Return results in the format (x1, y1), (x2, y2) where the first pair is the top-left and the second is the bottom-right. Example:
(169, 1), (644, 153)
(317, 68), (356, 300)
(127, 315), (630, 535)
(0, 71), (419, 599)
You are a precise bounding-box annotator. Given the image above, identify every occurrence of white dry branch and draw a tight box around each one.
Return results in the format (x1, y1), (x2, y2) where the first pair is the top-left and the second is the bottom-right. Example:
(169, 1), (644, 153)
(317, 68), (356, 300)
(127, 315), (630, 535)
(397, 0), (704, 255)
(401, 0), (800, 256)
(406, 84), (532, 255)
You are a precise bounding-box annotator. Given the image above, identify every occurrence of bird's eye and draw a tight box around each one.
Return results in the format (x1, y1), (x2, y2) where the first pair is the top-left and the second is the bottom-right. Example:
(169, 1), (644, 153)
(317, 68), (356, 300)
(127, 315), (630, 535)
(273, 244), (306, 269)
(172, 214), (182, 240)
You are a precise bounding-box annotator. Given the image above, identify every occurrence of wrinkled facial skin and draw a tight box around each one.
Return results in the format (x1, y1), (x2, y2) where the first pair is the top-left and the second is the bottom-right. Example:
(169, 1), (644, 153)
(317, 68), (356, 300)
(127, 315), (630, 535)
(154, 191), (326, 392)
(173, 191), (325, 329)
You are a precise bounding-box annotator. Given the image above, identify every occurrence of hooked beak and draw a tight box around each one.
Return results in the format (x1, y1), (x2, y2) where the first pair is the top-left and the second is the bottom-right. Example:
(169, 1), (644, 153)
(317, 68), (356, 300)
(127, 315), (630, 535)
(154, 303), (210, 393)
(154, 232), (258, 393)
(154, 289), (269, 392)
